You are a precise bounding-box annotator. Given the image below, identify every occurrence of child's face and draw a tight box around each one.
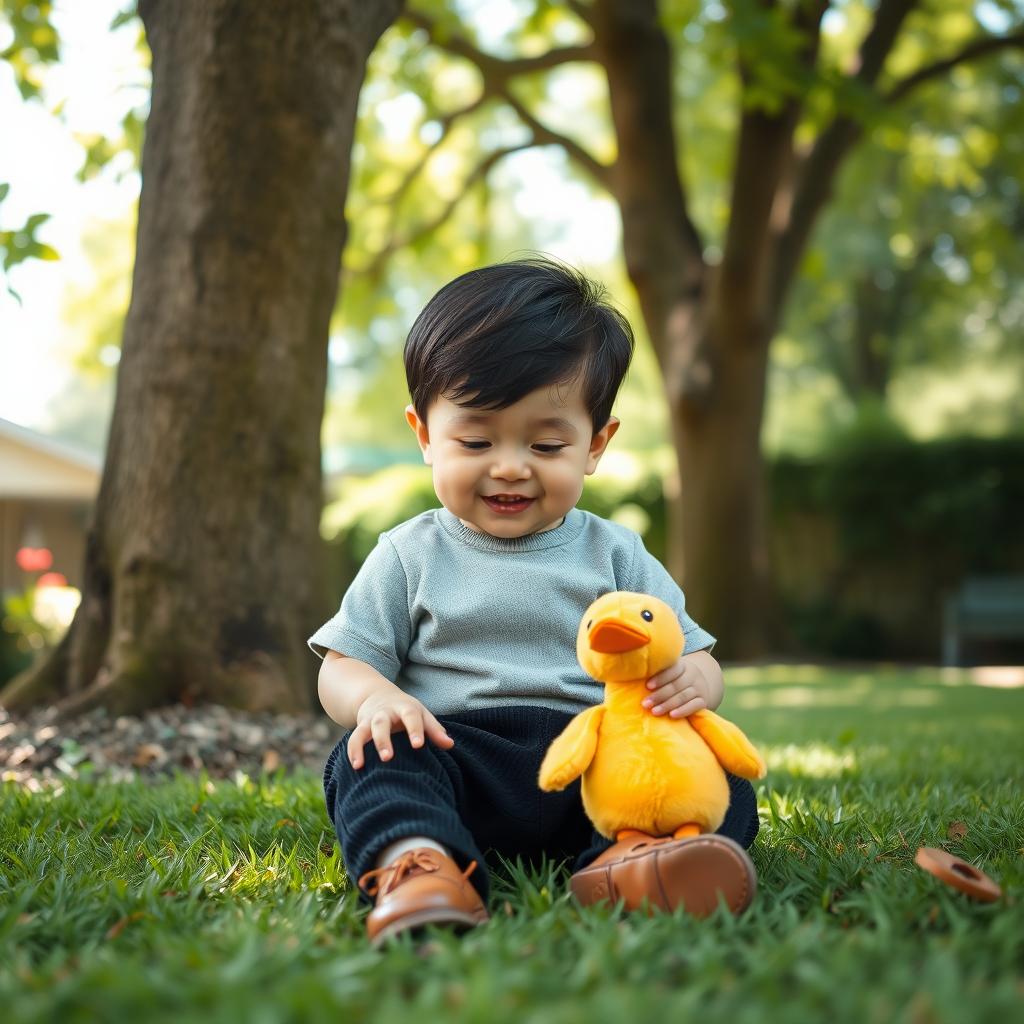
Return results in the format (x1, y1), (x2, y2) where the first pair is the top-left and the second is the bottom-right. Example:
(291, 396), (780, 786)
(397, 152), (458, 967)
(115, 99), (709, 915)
(405, 378), (619, 539)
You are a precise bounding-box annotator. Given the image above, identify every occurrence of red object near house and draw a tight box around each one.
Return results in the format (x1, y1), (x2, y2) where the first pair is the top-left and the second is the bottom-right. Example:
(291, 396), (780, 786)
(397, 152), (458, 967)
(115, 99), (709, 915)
(16, 546), (53, 572)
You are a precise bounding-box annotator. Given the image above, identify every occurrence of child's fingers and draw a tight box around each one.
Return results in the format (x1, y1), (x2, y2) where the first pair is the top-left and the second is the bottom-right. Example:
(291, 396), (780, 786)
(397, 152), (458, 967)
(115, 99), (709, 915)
(643, 683), (696, 710)
(668, 697), (707, 719)
(398, 707), (426, 748)
(648, 688), (699, 714)
(424, 712), (454, 748)
(646, 666), (685, 690)
(347, 723), (371, 768)
(369, 712), (394, 761)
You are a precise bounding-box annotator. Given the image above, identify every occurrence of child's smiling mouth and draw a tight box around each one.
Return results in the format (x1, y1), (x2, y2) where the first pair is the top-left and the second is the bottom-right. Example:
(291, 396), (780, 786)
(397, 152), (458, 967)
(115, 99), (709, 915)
(482, 494), (535, 514)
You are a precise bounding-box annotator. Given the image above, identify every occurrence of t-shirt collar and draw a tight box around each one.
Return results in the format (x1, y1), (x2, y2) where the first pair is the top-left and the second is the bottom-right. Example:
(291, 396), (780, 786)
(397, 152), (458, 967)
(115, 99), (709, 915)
(436, 506), (585, 551)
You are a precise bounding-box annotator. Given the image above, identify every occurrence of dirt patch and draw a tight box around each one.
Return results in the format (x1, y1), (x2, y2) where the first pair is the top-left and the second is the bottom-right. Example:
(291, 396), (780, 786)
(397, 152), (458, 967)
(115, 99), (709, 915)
(0, 703), (342, 790)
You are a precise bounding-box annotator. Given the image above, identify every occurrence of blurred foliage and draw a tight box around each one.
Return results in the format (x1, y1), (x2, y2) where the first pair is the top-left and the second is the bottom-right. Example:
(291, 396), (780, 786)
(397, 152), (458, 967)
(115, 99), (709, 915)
(0, 587), (50, 682)
(0, 187), (59, 301)
(73, 6), (149, 184)
(771, 432), (1024, 571)
(0, 1), (61, 298)
(770, 427), (1024, 658)
(781, 19), (1024, 420)
(0, 0), (59, 100)
(58, 209), (135, 364)
(1, 1), (145, 300)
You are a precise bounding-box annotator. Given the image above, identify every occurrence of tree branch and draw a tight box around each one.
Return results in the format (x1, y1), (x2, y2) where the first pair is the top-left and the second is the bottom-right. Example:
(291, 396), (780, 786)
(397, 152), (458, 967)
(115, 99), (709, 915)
(403, 9), (597, 82)
(718, 0), (831, 338)
(768, 0), (919, 319)
(381, 94), (488, 211)
(566, 0), (595, 27)
(349, 144), (533, 280)
(403, 8), (612, 189)
(885, 31), (1024, 103)
(500, 91), (613, 189)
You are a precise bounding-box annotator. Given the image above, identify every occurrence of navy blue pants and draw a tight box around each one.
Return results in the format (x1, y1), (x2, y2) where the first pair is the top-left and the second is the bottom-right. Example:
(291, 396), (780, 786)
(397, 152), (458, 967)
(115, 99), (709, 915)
(323, 705), (759, 904)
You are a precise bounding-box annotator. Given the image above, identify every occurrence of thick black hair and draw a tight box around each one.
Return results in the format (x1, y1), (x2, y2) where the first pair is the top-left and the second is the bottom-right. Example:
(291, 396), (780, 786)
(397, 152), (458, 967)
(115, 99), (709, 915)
(404, 256), (635, 432)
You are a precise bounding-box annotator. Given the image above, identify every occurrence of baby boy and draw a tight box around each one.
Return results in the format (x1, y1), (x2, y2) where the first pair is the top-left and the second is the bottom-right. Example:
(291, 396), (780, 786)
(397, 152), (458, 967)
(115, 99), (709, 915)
(311, 257), (759, 944)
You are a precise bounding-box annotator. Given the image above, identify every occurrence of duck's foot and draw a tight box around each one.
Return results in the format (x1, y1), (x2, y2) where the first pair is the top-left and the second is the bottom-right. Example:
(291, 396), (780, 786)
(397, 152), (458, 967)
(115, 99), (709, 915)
(672, 823), (702, 839)
(615, 829), (657, 842)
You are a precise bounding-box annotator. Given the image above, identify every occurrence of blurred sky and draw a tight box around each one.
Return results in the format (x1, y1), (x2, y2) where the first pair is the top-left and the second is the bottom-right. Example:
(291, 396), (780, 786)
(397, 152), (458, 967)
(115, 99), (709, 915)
(0, 0), (624, 437)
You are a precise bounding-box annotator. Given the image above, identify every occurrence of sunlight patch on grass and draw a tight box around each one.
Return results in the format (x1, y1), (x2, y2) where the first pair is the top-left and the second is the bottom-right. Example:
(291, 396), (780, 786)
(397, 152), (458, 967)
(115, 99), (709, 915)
(733, 685), (869, 708)
(763, 742), (857, 778)
(733, 684), (941, 710)
(729, 663), (1024, 691)
(724, 664), (831, 686)
(958, 666), (1024, 689)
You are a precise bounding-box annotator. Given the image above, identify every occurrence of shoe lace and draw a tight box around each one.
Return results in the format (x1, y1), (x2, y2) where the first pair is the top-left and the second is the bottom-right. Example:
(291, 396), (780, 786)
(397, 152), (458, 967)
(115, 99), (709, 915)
(357, 849), (478, 898)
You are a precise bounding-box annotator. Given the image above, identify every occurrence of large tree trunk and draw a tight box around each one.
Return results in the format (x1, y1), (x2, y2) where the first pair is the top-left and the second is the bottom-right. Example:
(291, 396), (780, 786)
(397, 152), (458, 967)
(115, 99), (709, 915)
(670, 327), (773, 657)
(2, 0), (403, 716)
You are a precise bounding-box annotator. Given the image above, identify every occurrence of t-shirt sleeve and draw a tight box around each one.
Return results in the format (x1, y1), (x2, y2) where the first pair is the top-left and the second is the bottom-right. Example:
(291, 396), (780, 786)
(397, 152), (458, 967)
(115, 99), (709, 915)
(626, 534), (716, 654)
(306, 535), (412, 681)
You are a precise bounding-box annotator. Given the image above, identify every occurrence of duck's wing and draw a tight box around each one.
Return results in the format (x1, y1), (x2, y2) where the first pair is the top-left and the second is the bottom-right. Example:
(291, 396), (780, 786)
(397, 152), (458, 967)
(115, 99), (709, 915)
(538, 704), (605, 792)
(687, 709), (767, 780)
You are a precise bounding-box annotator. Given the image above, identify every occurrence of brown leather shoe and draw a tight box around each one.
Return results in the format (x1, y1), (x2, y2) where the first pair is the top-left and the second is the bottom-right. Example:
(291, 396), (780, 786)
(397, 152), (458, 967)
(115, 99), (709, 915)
(570, 833), (757, 917)
(357, 848), (490, 945)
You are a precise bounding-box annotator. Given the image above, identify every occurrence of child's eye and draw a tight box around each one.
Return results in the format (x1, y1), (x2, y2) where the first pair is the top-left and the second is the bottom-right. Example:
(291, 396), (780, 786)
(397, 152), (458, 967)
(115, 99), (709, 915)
(533, 444), (567, 454)
(460, 440), (490, 450)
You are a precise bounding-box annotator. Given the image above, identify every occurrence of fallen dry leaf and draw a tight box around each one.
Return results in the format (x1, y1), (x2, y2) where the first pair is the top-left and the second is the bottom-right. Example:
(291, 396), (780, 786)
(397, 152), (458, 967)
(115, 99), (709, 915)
(132, 743), (167, 767)
(947, 821), (968, 841)
(105, 911), (148, 941)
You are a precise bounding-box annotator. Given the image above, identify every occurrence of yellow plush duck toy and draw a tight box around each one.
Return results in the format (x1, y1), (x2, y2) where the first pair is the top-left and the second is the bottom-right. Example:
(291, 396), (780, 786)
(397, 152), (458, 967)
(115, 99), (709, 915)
(539, 591), (766, 842)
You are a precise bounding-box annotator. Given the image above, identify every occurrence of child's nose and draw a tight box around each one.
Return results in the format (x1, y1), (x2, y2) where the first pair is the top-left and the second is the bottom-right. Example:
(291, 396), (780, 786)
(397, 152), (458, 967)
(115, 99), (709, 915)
(489, 449), (532, 480)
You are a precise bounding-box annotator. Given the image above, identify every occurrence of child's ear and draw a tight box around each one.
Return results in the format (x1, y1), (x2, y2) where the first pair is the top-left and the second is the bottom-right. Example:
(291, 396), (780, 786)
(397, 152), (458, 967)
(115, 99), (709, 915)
(585, 416), (620, 475)
(405, 404), (432, 465)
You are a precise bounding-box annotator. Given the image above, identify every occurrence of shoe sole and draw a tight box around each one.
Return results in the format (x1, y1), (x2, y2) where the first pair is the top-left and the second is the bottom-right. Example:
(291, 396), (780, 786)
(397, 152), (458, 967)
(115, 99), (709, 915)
(571, 834), (757, 917)
(370, 907), (489, 946)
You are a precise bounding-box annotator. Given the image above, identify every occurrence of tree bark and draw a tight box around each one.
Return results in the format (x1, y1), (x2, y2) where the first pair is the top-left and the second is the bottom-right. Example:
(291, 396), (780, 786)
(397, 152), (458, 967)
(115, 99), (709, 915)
(2, 0), (403, 716)
(594, 0), (779, 654)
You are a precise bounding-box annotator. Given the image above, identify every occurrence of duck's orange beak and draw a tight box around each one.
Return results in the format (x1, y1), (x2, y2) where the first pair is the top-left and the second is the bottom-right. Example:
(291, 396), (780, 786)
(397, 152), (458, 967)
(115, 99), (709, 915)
(588, 620), (649, 653)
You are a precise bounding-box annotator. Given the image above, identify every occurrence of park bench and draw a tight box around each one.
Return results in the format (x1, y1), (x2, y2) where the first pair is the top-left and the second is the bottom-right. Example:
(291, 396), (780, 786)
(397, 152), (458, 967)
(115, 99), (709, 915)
(942, 575), (1024, 666)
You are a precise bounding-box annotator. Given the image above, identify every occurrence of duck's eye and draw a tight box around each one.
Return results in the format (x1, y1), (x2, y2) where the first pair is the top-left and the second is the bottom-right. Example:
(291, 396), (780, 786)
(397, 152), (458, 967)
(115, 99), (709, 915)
(641, 609), (654, 621)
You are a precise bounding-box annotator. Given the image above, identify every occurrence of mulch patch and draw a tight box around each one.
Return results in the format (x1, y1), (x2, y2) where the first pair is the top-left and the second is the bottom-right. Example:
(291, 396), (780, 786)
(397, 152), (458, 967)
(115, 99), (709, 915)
(0, 703), (342, 790)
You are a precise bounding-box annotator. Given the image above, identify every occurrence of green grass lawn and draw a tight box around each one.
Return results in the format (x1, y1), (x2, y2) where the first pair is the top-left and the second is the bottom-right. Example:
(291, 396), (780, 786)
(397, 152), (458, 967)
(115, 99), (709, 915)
(2, 667), (1022, 1023)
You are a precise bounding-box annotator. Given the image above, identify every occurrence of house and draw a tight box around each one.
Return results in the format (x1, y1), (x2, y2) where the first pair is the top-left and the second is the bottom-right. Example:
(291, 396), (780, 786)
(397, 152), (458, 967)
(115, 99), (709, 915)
(0, 417), (101, 595)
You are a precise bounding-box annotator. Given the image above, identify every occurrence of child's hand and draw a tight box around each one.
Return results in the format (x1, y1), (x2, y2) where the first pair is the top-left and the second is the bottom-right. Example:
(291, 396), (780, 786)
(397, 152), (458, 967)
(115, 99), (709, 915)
(348, 691), (454, 769)
(641, 653), (719, 718)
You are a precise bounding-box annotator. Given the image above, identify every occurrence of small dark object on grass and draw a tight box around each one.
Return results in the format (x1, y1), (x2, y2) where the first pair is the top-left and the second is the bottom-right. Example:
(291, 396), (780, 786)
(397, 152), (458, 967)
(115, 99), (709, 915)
(914, 846), (1002, 902)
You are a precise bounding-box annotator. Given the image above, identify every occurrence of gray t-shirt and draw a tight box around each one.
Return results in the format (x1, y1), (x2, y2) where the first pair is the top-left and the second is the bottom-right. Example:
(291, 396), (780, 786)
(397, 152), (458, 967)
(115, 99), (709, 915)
(308, 506), (715, 716)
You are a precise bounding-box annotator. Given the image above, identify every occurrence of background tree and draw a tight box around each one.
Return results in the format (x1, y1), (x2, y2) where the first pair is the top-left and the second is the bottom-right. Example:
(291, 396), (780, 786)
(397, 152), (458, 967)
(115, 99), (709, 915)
(782, 42), (1024, 420)
(2, 0), (403, 715)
